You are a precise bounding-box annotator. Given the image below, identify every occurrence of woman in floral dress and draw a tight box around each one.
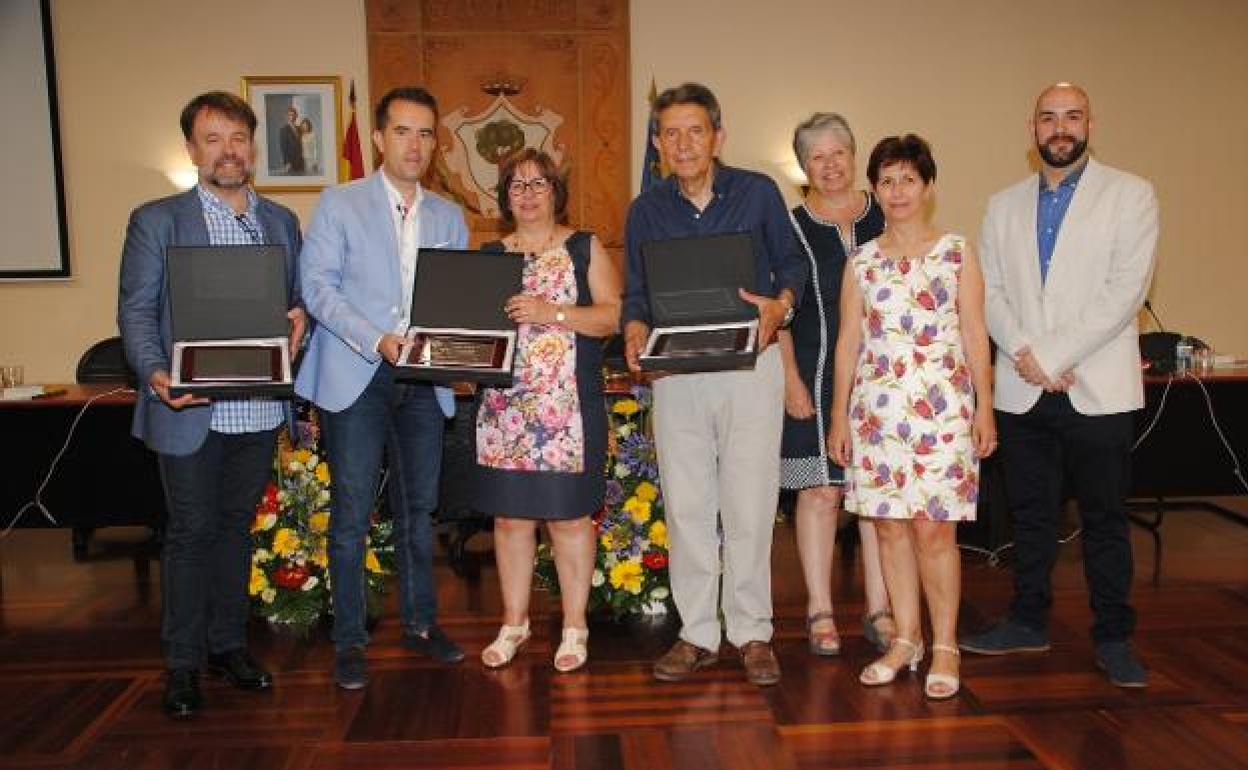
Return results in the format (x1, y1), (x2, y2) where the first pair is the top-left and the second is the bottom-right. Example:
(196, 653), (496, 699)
(472, 149), (621, 673)
(828, 135), (996, 699)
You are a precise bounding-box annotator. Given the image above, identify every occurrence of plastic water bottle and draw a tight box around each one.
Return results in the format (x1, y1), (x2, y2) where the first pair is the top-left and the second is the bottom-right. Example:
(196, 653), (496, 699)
(1175, 338), (1193, 374)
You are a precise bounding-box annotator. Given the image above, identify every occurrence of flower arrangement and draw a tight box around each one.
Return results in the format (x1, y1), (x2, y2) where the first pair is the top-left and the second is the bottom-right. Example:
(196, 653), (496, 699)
(250, 411), (393, 630)
(535, 385), (671, 618)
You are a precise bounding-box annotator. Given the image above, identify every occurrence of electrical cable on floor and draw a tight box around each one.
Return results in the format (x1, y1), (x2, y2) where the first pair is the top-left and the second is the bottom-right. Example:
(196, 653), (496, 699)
(959, 369), (1245, 566)
(1, 387), (133, 539)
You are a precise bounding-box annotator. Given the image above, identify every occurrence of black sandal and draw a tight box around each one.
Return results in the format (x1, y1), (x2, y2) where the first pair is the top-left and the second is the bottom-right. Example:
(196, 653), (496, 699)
(862, 610), (896, 653)
(806, 611), (842, 656)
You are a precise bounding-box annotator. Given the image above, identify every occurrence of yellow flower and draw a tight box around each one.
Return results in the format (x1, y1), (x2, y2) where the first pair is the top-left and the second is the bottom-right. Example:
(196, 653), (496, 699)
(365, 550), (383, 573)
(249, 565), (268, 596)
(612, 399), (640, 416)
(294, 449), (313, 466)
(307, 511), (330, 533)
(623, 496), (651, 524)
(272, 527), (301, 557)
(649, 521), (667, 548)
(600, 532), (617, 551)
(634, 481), (658, 503)
(315, 462), (331, 484)
(252, 512), (277, 533)
(609, 561), (644, 594)
(310, 544), (329, 568)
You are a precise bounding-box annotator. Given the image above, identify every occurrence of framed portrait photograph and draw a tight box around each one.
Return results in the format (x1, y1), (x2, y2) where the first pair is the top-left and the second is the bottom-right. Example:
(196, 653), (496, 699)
(242, 75), (344, 192)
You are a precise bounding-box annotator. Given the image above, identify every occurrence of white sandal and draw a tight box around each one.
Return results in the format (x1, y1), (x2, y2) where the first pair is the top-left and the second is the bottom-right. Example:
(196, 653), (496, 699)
(553, 627), (589, 673)
(482, 620), (531, 669)
(859, 638), (923, 686)
(925, 644), (961, 699)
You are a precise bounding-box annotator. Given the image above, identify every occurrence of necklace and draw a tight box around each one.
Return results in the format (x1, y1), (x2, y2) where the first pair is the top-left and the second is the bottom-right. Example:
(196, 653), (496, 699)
(510, 227), (558, 256)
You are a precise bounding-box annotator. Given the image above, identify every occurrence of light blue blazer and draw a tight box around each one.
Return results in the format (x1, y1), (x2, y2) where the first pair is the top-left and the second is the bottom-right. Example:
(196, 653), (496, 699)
(117, 188), (303, 456)
(295, 172), (468, 415)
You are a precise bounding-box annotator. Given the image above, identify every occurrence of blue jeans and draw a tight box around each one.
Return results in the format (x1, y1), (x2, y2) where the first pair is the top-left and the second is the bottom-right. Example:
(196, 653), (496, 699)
(321, 365), (445, 651)
(158, 428), (278, 669)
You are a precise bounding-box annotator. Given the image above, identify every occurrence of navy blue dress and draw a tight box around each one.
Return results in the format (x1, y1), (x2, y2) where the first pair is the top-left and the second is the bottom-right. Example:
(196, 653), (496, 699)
(781, 196), (885, 490)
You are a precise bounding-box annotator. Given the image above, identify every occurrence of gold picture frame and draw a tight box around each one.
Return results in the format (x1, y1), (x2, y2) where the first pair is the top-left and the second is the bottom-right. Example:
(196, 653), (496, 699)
(242, 75), (345, 193)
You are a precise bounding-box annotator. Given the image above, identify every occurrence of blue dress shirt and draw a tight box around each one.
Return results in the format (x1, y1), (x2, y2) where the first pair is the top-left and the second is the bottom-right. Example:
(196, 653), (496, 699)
(1036, 160), (1088, 284)
(622, 164), (808, 326)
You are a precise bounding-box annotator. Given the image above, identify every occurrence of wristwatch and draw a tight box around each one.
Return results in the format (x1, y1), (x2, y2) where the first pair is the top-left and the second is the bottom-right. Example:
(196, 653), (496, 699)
(779, 298), (796, 329)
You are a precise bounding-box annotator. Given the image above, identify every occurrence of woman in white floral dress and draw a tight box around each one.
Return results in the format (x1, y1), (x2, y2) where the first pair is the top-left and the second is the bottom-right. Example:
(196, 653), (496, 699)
(472, 149), (621, 673)
(828, 135), (996, 699)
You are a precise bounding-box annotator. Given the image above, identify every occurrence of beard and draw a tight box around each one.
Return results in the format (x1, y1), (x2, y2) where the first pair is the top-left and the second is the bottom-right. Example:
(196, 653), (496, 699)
(1037, 135), (1088, 168)
(208, 155), (252, 189)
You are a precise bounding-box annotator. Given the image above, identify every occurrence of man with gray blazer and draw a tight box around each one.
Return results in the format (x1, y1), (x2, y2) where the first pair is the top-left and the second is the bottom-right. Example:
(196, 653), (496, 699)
(118, 91), (306, 718)
(961, 83), (1158, 687)
(296, 87), (468, 689)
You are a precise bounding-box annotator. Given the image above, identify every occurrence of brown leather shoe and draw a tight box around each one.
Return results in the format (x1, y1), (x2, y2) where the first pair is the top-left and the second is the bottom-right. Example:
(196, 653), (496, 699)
(653, 639), (719, 682)
(740, 640), (781, 686)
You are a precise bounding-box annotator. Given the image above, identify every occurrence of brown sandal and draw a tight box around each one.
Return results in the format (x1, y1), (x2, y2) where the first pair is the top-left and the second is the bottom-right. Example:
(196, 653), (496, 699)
(806, 611), (842, 656)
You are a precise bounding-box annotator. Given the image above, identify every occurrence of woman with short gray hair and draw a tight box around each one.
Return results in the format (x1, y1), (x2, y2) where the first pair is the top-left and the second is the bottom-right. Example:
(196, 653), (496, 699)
(778, 112), (895, 656)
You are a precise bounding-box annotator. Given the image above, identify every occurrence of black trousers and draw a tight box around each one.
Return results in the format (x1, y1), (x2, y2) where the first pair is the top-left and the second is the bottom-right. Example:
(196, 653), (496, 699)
(997, 392), (1137, 644)
(157, 428), (278, 670)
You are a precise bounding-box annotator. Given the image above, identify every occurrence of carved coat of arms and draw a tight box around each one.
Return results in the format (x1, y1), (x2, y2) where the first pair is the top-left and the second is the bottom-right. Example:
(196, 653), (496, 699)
(441, 91), (565, 218)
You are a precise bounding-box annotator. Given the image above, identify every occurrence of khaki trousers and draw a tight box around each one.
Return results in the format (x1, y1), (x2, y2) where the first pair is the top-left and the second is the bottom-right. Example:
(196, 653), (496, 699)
(652, 345), (784, 651)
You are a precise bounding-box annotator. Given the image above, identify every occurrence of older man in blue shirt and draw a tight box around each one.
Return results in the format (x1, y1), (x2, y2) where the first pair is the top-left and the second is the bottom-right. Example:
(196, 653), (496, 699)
(623, 83), (807, 687)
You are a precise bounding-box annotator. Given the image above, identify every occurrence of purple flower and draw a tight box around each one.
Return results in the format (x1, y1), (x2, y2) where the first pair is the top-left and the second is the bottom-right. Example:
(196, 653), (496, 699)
(897, 421), (912, 439)
(875, 463), (892, 483)
(876, 393), (890, 408)
(900, 313), (914, 332)
(926, 496), (949, 521)
(875, 501), (891, 516)
(605, 480), (625, 506)
(876, 287), (892, 302)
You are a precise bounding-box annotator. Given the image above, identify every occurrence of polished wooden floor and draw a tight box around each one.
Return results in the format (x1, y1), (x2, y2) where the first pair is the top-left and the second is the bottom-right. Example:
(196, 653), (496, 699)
(2, 500), (1248, 770)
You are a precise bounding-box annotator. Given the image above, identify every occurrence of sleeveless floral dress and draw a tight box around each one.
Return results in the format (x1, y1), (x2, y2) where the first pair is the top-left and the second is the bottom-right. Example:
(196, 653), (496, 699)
(843, 233), (979, 521)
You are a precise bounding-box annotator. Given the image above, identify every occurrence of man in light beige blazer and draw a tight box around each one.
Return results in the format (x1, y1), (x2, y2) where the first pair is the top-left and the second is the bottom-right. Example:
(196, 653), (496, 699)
(961, 83), (1158, 688)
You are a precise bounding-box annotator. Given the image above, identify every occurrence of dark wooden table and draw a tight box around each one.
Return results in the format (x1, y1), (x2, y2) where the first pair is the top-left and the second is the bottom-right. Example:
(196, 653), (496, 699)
(0, 384), (163, 557)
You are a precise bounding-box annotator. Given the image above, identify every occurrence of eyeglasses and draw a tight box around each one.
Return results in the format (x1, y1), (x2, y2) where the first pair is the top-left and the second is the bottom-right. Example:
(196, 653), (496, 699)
(507, 177), (550, 196)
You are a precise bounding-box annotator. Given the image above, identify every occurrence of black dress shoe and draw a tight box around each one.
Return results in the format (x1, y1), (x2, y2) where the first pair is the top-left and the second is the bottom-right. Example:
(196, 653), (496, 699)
(402, 624), (465, 664)
(206, 649), (273, 691)
(163, 668), (202, 719)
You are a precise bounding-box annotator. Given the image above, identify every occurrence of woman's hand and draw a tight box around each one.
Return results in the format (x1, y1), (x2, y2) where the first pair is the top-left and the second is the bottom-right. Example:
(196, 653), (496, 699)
(827, 416), (852, 467)
(505, 293), (554, 325)
(784, 378), (815, 419)
(972, 405), (998, 458)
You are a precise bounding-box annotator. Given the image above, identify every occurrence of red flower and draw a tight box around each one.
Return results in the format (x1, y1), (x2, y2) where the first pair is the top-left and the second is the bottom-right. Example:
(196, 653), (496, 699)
(898, 258), (911, 274)
(272, 564), (309, 590)
(892, 359), (906, 378)
(913, 351), (927, 365)
(913, 399), (933, 419)
(257, 482), (279, 516)
(894, 470), (907, 488)
(913, 461), (927, 477)
(642, 551), (668, 570)
(941, 433), (954, 443)
(916, 291), (936, 310)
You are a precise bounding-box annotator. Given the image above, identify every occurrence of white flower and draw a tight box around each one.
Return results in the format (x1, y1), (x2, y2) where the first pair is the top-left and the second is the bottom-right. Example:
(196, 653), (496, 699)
(650, 586), (670, 600)
(318, 489), (330, 504)
(618, 424), (633, 438)
(306, 454), (319, 470)
(591, 569), (605, 587)
(260, 588), (276, 604)
(287, 461), (302, 473)
(614, 464), (630, 478)
(254, 548), (273, 563)
(301, 576), (320, 591)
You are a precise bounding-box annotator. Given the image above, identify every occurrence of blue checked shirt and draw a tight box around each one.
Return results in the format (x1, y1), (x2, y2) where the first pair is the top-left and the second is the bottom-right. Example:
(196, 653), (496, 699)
(197, 185), (285, 434)
(1036, 160), (1087, 284)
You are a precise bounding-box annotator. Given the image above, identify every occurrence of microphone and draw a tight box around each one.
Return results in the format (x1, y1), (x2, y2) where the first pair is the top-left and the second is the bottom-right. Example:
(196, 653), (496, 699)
(1143, 299), (1165, 332)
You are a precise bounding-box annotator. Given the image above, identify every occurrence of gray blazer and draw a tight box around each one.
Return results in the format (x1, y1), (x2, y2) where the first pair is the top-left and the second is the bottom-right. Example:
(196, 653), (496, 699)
(117, 188), (302, 456)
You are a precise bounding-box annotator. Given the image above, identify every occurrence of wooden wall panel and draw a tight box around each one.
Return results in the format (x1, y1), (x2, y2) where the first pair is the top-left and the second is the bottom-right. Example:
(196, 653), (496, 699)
(366, 0), (630, 248)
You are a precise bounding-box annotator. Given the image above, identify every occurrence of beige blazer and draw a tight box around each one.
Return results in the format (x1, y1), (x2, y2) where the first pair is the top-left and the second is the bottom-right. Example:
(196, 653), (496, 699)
(979, 158), (1159, 416)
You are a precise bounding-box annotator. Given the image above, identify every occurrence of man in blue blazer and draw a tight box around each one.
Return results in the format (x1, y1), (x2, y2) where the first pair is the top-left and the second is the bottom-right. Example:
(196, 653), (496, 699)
(296, 86), (468, 689)
(118, 91), (306, 718)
